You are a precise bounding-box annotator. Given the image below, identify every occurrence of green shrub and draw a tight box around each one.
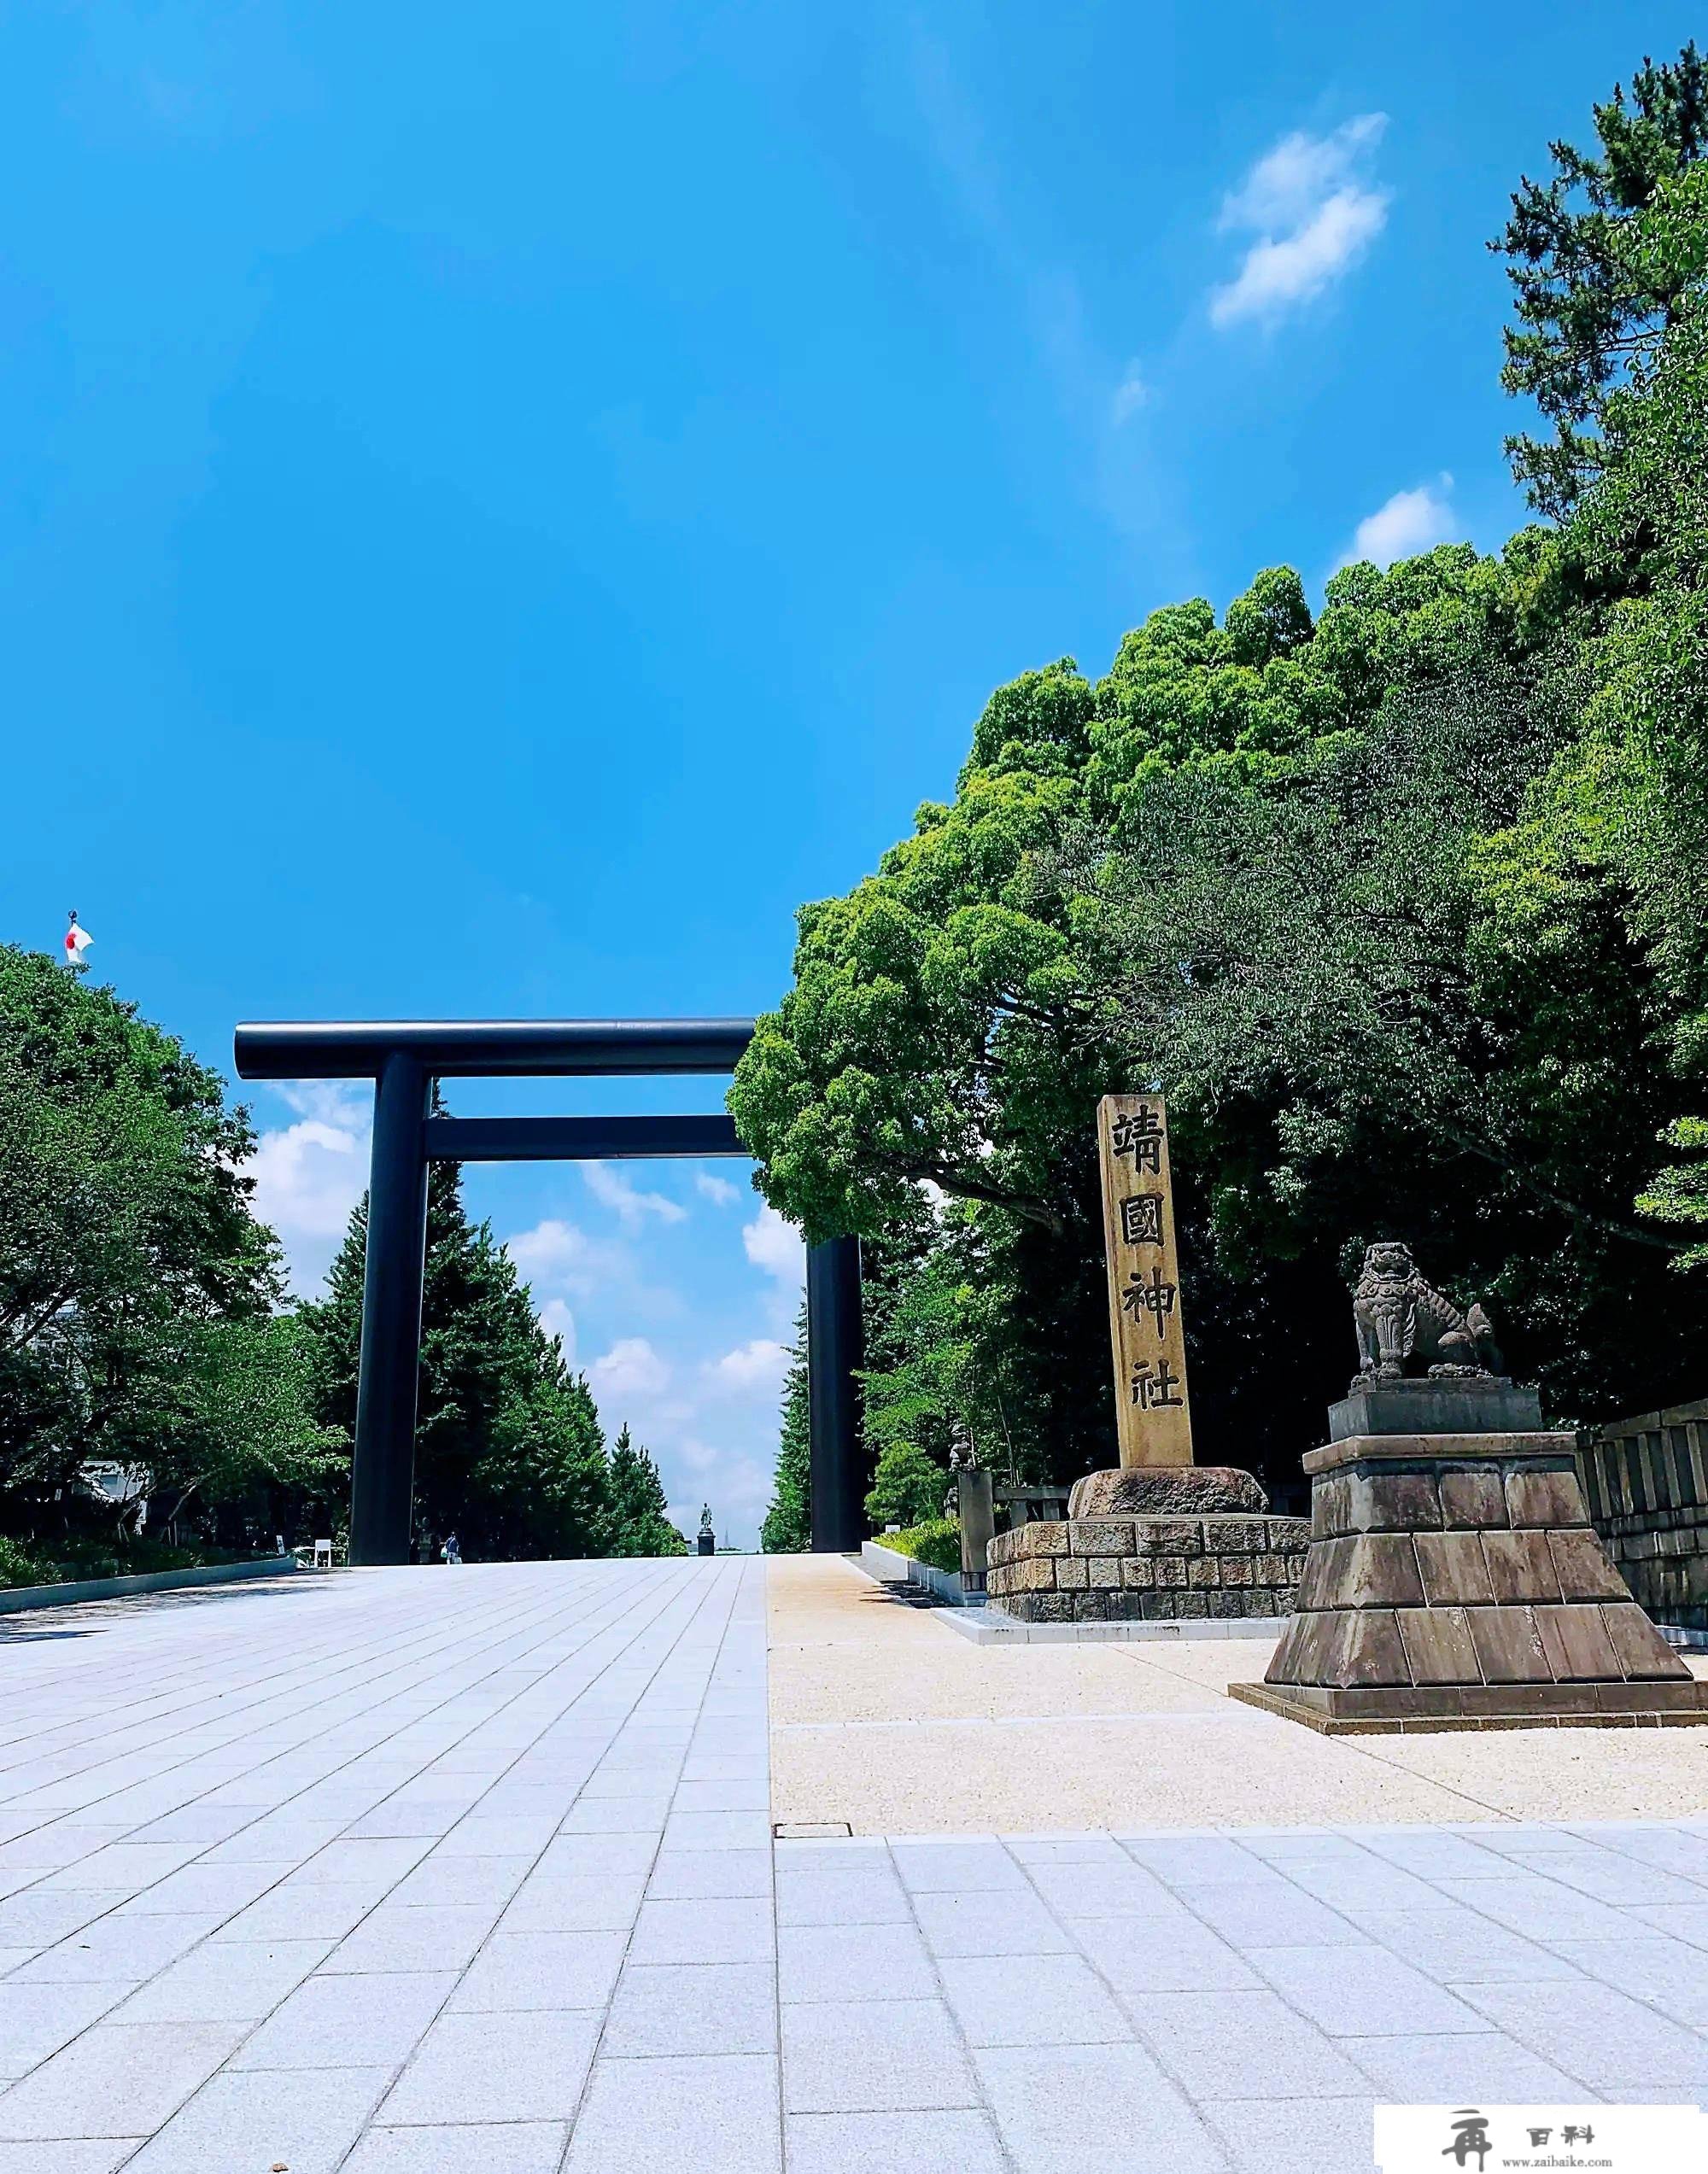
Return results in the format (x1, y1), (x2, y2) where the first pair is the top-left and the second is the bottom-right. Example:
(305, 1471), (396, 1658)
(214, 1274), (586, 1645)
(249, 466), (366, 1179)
(0, 1536), (56, 1588)
(880, 1518), (962, 1575)
(0, 1534), (254, 1589)
(863, 1442), (949, 1529)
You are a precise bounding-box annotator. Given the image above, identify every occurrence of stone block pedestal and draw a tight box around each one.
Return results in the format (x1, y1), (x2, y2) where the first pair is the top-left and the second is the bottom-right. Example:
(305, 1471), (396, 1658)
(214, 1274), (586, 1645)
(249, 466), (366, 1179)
(986, 1468), (1308, 1625)
(1230, 1432), (1708, 1733)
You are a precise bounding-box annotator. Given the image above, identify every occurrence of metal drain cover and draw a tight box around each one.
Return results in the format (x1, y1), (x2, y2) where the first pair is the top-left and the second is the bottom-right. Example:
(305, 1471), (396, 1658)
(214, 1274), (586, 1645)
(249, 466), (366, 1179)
(773, 1820), (853, 1840)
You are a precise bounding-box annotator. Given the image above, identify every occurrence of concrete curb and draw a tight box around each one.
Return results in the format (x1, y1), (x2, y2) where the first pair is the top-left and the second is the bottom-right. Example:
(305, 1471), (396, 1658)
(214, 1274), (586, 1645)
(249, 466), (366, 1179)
(861, 1540), (976, 1606)
(0, 1556), (300, 1616)
(857, 1549), (1288, 1641)
(936, 1603), (1290, 1645)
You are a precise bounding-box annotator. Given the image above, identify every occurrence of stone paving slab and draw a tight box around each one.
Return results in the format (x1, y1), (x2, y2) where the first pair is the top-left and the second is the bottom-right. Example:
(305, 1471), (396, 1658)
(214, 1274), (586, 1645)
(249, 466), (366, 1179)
(0, 1558), (1704, 2171)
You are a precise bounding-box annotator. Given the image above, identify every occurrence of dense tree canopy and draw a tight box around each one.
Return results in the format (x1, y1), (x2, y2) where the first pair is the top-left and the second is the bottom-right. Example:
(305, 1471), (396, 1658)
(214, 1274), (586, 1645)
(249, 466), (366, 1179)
(0, 946), (328, 1552)
(735, 47), (1708, 1511)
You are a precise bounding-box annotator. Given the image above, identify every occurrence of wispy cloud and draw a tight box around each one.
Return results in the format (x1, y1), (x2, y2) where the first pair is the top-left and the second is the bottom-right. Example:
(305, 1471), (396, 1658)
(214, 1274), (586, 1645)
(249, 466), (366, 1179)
(1335, 475), (1456, 570)
(1111, 365), (1148, 424)
(1211, 115), (1389, 328)
(582, 1163), (687, 1228)
(693, 1172), (740, 1207)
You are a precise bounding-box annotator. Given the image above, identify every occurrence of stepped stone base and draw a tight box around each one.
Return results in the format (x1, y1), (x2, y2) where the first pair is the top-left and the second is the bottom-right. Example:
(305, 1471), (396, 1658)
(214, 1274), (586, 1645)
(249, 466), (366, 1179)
(1234, 1430), (1708, 1733)
(987, 1470), (1309, 1625)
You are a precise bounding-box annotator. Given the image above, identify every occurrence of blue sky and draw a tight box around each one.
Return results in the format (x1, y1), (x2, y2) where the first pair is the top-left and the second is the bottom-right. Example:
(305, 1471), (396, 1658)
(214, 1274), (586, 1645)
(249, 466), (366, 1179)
(2, 3), (1698, 1544)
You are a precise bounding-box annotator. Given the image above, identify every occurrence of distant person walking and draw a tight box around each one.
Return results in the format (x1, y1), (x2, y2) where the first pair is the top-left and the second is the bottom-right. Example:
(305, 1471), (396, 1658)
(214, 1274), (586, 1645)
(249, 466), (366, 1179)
(441, 1532), (462, 1565)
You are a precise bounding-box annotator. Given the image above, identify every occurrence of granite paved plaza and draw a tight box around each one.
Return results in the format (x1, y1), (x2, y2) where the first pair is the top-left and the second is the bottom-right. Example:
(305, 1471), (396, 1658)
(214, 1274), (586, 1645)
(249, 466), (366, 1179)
(0, 1558), (1706, 2173)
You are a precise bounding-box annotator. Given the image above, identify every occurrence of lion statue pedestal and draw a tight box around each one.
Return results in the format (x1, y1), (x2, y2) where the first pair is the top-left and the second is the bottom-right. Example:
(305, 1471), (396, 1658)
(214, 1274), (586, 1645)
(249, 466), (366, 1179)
(1231, 1242), (1708, 1733)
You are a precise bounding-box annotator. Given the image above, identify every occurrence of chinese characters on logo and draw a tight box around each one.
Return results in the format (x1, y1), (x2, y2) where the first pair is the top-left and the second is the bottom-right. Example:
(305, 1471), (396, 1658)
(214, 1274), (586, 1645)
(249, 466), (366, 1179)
(1442, 2109), (1491, 2170)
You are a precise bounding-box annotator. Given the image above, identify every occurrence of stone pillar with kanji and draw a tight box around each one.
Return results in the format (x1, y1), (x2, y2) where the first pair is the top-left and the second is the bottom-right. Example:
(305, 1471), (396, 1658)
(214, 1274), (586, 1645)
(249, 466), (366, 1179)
(983, 1091), (1311, 1627)
(1097, 1094), (1193, 1469)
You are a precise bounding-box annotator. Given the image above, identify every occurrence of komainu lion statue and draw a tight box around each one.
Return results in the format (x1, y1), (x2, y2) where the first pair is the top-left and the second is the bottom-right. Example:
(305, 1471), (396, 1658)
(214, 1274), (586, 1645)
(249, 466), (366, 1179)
(1352, 1242), (1502, 1382)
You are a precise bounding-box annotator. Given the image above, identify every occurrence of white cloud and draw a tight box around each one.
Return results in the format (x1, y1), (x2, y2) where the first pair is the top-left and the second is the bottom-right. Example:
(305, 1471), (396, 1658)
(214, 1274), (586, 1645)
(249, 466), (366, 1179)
(1211, 114), (1388, 328)
(742, 1205), (805, 1335)
(1335, 476), (1457, 570)
(505, 1217), (645, 1306)
(248, 1084), (370, 1296)
(582, 1162), (687, 1227)
(742, 1205), (804, 1283)
(507, 1218), (592, 1277)
(706, 1338), (791, 1395)
(536, 1298), (577, 1361)
(1111, 365), (1148, 424)
(694, 1172), (740, 1207)
(588, 1335), (670, 1404)
(1221, 114), (1385, 231)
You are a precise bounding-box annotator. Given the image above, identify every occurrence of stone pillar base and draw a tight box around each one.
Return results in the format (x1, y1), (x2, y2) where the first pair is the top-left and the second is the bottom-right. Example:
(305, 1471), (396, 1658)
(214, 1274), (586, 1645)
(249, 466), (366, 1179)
(986, 1469), (1308, 1626)
(1232, 1431), (1708, 1733)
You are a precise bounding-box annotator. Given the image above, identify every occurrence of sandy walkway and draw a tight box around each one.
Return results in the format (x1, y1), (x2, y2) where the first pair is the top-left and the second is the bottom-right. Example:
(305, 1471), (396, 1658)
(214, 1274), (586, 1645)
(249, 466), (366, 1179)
(766, 1554), (1708, 1834)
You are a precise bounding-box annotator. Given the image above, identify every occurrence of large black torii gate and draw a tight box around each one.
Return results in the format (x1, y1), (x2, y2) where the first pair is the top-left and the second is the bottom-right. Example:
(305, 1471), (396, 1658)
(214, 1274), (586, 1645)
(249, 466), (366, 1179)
(233, 1017), (864, 1565)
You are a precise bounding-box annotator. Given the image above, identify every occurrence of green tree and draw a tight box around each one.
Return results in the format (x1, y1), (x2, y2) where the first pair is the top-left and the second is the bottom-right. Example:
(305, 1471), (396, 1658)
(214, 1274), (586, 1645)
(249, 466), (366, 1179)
(731, 52), (1708, 1487)
(863, 1442), (949, 1528)
(730, 544), (1585, 1487)
(302, 1136), (612, 1558)
(760, 1304), (811, 1552)
(604, 1423), (687, 1556)
(1493, 41), (1708, 516)
(0, 945), (284, 1547)
(1532, 162), (1708, 1265)
(149, 1316), (344, 1540)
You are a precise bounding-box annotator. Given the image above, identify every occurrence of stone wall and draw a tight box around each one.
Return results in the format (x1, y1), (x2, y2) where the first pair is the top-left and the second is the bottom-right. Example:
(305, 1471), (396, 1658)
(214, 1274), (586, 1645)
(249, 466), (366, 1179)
(986, 1513), (1310, 1624)
(1579, 1399), (1708, 1632)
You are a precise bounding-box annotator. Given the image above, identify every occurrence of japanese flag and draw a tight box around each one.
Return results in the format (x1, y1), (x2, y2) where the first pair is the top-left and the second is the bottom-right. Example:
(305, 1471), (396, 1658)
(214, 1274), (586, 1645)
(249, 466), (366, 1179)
(64, 918), (92, 962)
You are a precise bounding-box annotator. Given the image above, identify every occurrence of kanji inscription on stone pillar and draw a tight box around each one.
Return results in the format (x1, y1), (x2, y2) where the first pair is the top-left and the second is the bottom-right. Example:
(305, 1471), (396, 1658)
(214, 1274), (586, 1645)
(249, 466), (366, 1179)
(1097, 1093), (1194, 1468)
